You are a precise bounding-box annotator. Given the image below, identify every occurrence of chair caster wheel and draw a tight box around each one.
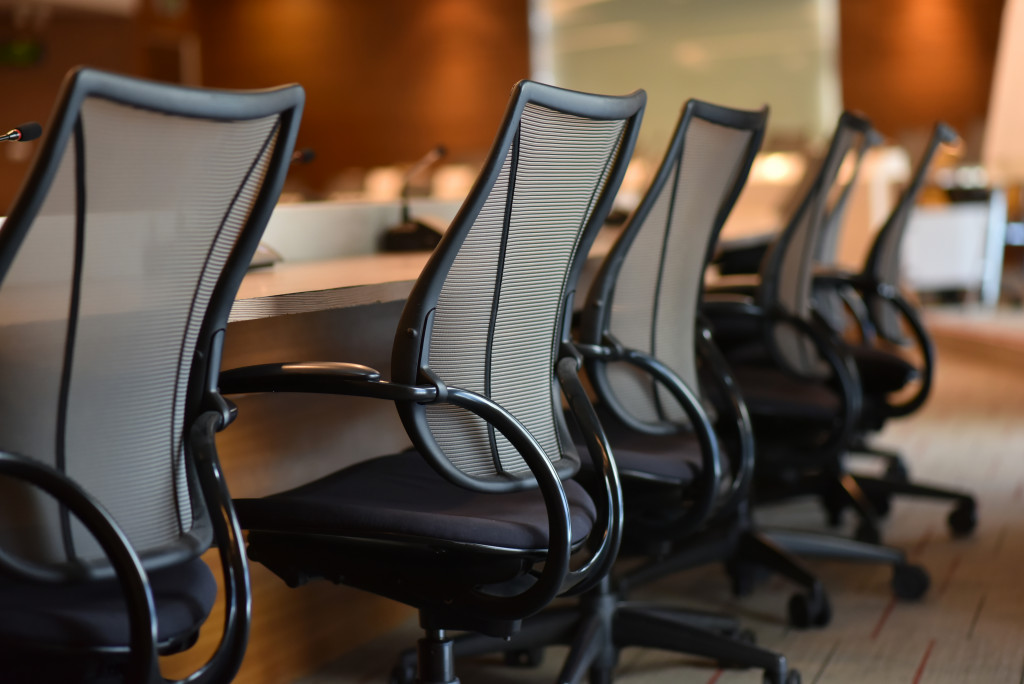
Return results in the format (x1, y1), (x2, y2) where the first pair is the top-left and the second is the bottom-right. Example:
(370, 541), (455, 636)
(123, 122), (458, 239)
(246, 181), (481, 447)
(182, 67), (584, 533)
(764, 667), (801, 684)
(787, 589), (831, 628)
(822, 499), (845, 528)
(892, 563), (930, 600)
(884, 460), (909, 483)
(389, 659), (416, 684)
(727, 561), (763, 597)
(504, 647), (543, 667)
(854, 520), (881, 544)
(866, 491), (892, 517)
(948, 499), (977, 538)
(737, 628), (757, 645)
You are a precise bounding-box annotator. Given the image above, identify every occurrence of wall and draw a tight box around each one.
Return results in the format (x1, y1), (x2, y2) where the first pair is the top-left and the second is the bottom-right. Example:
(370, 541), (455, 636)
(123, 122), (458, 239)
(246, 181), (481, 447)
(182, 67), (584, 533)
(0, 8), (140, 212)
(839, 0), (1005, 159)
(535, 0), (843, 159)
(193, 0), (531, 198)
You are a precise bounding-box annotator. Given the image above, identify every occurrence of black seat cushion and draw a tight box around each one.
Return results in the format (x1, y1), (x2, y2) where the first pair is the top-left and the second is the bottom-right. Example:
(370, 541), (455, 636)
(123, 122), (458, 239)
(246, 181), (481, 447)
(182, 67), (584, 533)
(585, 403), (704, 487)
(730, 363), (842, 422)
(0, 556), (216, 650)
(847, 344), (917, 394)
(234, 450), (597, 552)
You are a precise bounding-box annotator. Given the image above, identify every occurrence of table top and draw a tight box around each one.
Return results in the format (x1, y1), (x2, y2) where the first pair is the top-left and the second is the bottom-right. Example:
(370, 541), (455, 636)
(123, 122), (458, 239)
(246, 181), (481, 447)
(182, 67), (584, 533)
(229, 226), (624, 323)
(230, 251), (431, 322)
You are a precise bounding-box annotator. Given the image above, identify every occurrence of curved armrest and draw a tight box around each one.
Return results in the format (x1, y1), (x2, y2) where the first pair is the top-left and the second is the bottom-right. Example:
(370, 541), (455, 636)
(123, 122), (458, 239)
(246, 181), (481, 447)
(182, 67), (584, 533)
(703, 302), (863, 459)
(219, 362), (438, 403)
(0, 452), (159, 683)
(555, 354), (622, 597)
(185, 411), (251, 684)
(695, 325), (755, 517)
(438, 387), (573, 622)
(812, 269), (875, 328)
(860, 285), (935, 417)
(764, 308), (864, 458)
(577, 341), (722, 537)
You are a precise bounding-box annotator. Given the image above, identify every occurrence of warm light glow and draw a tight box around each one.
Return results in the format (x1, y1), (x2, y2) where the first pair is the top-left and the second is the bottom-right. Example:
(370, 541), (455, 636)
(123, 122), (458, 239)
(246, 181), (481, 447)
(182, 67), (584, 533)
(751, 152), (803, 185)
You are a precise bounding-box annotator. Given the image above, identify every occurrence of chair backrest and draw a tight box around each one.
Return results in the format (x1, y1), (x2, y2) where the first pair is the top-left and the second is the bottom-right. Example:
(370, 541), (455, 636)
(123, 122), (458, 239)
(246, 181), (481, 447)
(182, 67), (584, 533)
(0, 68), (303, 572)
(864, 122), (958, 342)
(392, 81), (644, 493)
(758, 111), (876, 376)
(579, 100), (767, 429)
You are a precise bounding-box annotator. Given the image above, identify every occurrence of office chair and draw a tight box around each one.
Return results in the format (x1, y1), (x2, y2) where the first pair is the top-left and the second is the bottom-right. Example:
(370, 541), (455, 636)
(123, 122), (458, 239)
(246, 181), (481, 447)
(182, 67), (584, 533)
(418, 100), (804, 684)
(812, 121), (977, 538)
(703, 111), (930, 600)
(711, 112), (881, 281)
(218, 81), (644, 684)
(572, 99), (829, 636)
(0, 67), (304, 683)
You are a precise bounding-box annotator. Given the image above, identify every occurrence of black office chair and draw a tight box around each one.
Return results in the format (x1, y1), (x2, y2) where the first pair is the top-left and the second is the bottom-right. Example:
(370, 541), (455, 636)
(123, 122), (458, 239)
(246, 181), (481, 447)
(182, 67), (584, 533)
(703, 111), (931, 600)
(218, 81), (643, 684)
(711, 112), (881, 280)
(0, 67), (304, 683)
(425, 100), (803, 684)
(573, 99), (829, 637)
(813, 121), (977, 537)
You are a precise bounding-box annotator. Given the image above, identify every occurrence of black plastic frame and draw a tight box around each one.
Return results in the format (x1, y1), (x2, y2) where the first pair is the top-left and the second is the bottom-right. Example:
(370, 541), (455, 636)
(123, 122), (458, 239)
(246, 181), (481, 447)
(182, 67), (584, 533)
(0, 66), (304, 683)
(390, 80), (645, 495)
(575, 99), (766, 533)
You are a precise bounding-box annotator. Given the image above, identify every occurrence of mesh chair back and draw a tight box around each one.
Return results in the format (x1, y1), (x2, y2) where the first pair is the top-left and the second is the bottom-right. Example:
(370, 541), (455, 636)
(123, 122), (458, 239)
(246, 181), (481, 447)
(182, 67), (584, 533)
(0, 69), (303, 569)
(864, 122), (957, 342)
(393, 82), (644, 492)
(759, 112), (874, 376)
(582, 101), (766, 428)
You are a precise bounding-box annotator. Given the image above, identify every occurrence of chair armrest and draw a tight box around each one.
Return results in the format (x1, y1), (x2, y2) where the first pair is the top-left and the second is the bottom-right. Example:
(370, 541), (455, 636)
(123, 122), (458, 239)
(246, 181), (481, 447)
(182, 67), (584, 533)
(695, 326), (755, 518)
(438, 386), (573, 620)
(0, 451), (159, 683)
(186, 411), (251, 684)
(577, 339), (722, 537)
(555, 354), (622, 597)
(219, 362), (438, 403)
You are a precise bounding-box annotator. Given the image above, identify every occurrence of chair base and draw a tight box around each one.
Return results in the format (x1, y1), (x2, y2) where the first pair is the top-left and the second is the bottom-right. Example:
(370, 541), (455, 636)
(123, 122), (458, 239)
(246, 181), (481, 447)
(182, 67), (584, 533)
(843, 441), (977, 539)
(393, 577), (799, 684)
(617, 514), (830, 629)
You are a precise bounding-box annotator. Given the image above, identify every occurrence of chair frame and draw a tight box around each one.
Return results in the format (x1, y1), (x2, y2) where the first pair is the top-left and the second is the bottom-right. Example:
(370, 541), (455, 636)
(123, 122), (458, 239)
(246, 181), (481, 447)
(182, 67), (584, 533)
(0, 66), (304, 683)
(221, 81), (644, 684)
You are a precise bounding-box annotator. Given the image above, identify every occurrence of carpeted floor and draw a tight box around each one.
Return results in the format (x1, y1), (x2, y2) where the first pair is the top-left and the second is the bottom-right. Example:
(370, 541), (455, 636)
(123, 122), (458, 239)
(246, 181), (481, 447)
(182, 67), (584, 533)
(298, 319), (1024, 683)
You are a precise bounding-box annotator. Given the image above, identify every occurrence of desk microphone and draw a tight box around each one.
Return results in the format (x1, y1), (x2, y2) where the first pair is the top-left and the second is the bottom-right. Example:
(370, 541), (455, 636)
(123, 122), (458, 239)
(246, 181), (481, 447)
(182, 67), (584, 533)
(0, 122), (42, 143)
(291, 147), (315, 164)
(381, 144), (447, 252)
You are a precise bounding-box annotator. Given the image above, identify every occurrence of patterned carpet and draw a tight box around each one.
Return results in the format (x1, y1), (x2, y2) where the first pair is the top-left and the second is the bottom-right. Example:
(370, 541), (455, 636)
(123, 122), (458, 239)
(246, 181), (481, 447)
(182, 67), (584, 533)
(299, 315), (1024, 683)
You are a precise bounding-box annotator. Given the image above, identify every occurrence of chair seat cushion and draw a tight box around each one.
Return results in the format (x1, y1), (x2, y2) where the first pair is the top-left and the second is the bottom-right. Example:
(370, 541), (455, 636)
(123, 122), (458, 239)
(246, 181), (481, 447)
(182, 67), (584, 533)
(234, 450), (597, 552)
(586, 404), (705, 487)
(0, 556), (216, 650)
(731, 363), (842, 422)
(847, 344), (917, 394)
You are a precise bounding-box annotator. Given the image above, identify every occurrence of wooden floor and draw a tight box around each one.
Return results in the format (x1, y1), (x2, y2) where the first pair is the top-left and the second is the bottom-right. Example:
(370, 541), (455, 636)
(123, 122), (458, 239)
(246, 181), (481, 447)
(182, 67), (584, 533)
(296, 316), (1024, 684)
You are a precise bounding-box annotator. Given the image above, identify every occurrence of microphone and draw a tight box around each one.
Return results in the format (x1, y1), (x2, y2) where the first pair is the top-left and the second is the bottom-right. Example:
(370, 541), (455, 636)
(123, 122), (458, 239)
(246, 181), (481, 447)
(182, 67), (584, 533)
(381, 144), (447, 252)
(0, 122), (42, 143)
(291, 147), (315, 165)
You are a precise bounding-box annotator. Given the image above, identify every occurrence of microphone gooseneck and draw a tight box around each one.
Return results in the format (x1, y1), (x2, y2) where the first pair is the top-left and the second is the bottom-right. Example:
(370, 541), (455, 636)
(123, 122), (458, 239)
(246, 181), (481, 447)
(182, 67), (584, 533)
(0, 122), (43, 143)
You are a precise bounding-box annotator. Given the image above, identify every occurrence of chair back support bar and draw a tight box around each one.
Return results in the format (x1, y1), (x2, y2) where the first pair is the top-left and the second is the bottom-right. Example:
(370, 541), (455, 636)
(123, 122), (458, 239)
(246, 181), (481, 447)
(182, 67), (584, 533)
(393, 81), (644, 492)
(0, 68), (303, 574)
(582, 100), (766, 430)
(864, 122), (958, 342)
(760, 111), (876, 377)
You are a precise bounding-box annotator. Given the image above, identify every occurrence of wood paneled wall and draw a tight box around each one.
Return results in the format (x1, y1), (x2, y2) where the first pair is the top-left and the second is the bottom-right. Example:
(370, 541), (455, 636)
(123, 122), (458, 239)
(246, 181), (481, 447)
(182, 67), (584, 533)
(0, 9), (140, 213)
(839, 0), (1005, 157)
(193, 0), (531, 198)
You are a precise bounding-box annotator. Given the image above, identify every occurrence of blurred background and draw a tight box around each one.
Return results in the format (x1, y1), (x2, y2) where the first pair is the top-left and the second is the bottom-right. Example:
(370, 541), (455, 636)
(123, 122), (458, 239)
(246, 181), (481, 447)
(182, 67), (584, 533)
(0, 0), (1016, 303)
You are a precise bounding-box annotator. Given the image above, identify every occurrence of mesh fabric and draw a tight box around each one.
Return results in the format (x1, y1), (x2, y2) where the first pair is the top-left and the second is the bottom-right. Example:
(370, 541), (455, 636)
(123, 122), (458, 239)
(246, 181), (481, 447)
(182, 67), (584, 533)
(425, 103), (626, 477)
(0, 96), (281, 564)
